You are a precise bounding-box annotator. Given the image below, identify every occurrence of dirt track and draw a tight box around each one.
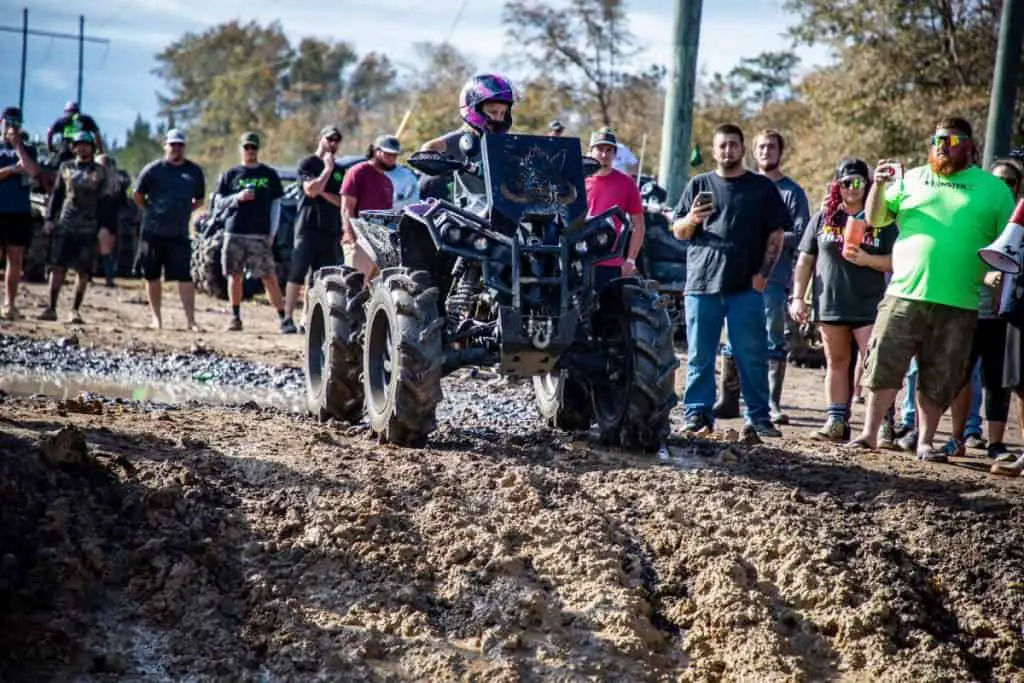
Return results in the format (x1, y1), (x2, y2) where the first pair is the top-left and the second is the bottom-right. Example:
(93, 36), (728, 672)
(2, 280), (1024, 682)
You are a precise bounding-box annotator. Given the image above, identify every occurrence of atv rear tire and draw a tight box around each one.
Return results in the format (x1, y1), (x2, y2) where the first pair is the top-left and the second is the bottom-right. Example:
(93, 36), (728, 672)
(533, 372), (593, 432)
(190, 230), (227, 300)
(591, 279), (679, 451)
(363, 268), (443, 447)
(305, 266), (368, 423)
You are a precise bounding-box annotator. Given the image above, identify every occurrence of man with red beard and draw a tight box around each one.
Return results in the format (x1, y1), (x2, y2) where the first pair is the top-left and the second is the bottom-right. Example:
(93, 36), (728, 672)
(850, 117), (1017, 461)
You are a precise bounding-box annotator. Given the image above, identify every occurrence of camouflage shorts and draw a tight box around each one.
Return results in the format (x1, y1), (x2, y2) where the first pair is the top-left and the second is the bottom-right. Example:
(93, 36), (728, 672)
(222, 233), (275, 279)
(863, 295), (978, 408)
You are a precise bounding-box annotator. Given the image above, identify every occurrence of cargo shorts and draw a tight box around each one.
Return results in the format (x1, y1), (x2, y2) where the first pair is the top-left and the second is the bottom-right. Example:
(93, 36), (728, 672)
(222, 233), (275, 279)
(863, 295), (978, 408)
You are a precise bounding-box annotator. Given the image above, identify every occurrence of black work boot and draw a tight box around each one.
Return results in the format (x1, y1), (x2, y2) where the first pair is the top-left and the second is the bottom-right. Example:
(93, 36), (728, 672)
(769, 358), (790, 425)
(713, 355), (741, 419)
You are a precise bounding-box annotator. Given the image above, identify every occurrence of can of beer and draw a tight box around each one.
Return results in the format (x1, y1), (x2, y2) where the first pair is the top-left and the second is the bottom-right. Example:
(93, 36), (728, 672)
(876, 160), (905, 182)
(843, 215), (867, 249)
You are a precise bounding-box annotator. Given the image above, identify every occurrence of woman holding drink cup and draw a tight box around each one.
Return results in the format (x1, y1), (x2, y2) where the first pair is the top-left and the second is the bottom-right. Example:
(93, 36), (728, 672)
(790, 159), (897, 441)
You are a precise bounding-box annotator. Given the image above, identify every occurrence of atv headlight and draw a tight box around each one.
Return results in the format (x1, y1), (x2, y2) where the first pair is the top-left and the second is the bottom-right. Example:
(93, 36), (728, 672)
(594, 230), (612, 248)
(472, 235), (488, 251)
(574, 240), (588, 255)
(443, 225), (463, 243)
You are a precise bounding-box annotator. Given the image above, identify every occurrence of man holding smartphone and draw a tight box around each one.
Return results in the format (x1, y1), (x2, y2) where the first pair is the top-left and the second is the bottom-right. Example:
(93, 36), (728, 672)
(672, 123), (792, 438)
(0, 106), (40, 320)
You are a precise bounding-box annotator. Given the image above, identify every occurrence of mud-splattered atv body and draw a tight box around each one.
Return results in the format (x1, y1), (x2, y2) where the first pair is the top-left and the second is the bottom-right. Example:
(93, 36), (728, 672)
(304, 133), (678, 449)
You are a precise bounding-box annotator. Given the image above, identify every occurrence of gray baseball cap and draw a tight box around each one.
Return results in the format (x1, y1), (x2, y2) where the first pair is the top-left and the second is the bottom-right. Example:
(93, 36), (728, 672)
(374, 134), (402, 155)
(165, 128), (186, 144)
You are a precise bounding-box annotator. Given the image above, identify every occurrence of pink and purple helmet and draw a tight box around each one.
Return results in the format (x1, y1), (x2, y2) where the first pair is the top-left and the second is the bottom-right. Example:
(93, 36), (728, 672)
(459, 74), (515, 134)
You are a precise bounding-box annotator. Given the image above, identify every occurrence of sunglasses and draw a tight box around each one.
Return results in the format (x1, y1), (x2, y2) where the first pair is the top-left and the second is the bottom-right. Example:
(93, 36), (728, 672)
(931, 134), (967, 148)
(326, 136), (341, 143)
(243, 144), (258, 151)
(839, 177), (865, 190)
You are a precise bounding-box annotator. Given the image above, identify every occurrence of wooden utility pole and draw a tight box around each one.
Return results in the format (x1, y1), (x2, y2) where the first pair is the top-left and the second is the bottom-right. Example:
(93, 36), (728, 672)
(0, 10), (110, 116)
(983, 0), (1024, 168)
(657, 0), (703, 207)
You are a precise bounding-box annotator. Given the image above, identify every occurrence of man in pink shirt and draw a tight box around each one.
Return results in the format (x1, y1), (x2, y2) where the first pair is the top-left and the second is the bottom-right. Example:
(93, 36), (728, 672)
(585, 127), (645, 291)
(341, 134), (398, 278)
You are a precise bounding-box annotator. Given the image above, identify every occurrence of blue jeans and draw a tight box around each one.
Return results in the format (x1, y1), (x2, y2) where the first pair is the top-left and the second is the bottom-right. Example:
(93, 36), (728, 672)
(902, 357), (982, 433)
(722, 281), (788, 361)
(966, 359), (983, 436)
(685, 290), (771, 424)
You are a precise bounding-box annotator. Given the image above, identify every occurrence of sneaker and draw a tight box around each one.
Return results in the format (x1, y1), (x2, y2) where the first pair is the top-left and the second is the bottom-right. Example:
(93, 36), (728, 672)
(893, 422), (913, 440)
(896, 429), (918, 452)
(964, 433), (987, 450)
(877, 419), (896, 450)
(682, 414), (713, 434)
(987, 442), (1010, 460)
(746, 421), (782, 438)
(280, 318), (298, 334)
(916, 445), (948, 463)
(811, 417), (850, 442)
(990, 453), (1024, 476)
(227, 317), (243, 331)
(939, 437), (966, 459)
(37, 308), (57, 321)
(2, 306), (21, 321)
(67, 310), (84, 325)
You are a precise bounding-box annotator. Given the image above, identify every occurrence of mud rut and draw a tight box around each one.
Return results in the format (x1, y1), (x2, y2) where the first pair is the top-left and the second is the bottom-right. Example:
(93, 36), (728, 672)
(1, 282), (1024, 681)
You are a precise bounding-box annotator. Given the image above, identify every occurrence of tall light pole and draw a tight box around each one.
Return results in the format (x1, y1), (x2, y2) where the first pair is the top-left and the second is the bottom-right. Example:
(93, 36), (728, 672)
(657, 0), (703, 207)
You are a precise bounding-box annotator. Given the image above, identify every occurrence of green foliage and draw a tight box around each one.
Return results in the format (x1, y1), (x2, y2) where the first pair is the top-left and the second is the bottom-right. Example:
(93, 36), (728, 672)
(112, 114), (164, 178)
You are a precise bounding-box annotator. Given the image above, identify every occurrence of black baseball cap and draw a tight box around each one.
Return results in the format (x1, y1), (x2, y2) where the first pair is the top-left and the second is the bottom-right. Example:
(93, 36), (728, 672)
(836, 158), (870, 180)
(2, 107), (22, 125)
(589, 127), (617, 148)
(240, 132), (260, 147)
(549, 119), (564, 132)
(319, 125), (343, 141)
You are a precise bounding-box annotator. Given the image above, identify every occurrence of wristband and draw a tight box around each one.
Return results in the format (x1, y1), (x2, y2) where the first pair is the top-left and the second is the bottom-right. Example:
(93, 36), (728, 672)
(624, 257), (636, 265)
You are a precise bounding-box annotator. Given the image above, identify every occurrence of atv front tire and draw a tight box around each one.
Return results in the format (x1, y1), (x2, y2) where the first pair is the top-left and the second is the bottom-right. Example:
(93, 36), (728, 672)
(190, 230), (227, 300)
(363, 268), (443, 447)
(533, 372), (593, 432)
(591, 279), (679, 451)
(305, 266), (368, 423)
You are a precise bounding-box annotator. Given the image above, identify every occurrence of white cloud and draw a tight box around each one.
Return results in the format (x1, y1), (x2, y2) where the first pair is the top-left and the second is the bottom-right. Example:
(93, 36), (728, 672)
(30, 66), (71, 92)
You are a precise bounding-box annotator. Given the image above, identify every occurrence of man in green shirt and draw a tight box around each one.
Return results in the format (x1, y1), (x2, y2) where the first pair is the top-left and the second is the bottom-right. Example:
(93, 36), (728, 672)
(851, 117), (1017, 461)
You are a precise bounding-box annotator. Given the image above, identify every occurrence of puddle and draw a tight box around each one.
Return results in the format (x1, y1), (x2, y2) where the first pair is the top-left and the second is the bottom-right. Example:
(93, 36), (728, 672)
(0, 367), (307, 413)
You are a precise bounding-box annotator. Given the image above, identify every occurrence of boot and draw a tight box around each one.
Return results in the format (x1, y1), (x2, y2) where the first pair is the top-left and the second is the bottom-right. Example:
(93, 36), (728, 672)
(102, 253), (117, 287)
(769, 358), (790, 425)
(713, 355), (741, 419)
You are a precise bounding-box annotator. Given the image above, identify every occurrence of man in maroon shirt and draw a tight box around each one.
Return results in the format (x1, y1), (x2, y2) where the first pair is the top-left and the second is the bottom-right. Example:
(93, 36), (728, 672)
(341, 134), (399, 278)
(585, 127), (645, 291)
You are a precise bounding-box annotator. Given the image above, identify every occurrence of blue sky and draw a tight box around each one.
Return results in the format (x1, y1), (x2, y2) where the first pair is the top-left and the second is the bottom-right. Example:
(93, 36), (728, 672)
(1, 0), (831, 146)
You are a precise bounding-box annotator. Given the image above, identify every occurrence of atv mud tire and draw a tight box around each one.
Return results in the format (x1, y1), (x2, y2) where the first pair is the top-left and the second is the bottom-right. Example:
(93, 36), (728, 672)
(533, 372), (593, 432)
(190, 230), (227, 300)
(305, 266), (368, 423)
(591, 279), (679, 451)
(363, 267), (443, 447)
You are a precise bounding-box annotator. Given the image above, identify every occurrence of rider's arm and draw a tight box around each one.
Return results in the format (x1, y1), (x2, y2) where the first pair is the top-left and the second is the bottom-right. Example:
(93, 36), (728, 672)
(46, 126), (57, 153)
(626, 211), (645, 263)
(269, 198), (282, 239)
(341, 194), (358, 240)
(47, 168), (67, 222)
(420, 135), (449, 153)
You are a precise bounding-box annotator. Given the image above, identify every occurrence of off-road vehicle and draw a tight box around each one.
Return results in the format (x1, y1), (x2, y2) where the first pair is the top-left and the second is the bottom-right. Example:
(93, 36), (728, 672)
(303, 132), (678, 450)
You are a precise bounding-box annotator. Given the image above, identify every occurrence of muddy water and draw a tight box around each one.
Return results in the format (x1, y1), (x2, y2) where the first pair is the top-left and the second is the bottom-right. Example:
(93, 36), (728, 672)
(0, 367), (307, 413)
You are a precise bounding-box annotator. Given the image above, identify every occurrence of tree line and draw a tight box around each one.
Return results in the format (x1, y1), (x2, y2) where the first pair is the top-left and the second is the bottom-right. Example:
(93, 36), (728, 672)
(110, 0), (1024, 203)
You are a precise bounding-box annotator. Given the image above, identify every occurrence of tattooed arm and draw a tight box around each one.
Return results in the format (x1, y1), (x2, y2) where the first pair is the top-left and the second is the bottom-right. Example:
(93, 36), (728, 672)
(753, 228), (784, 292)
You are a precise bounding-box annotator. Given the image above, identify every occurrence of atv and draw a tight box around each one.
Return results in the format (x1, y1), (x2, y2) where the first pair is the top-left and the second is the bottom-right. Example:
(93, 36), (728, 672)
(303, 132), (679, 450)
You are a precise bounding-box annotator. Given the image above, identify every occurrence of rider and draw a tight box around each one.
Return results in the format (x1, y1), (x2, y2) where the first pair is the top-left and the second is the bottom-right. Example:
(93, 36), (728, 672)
(47, 102), (104, 164)
(40, 131), (117, 324)
(419, 73), (516, 200)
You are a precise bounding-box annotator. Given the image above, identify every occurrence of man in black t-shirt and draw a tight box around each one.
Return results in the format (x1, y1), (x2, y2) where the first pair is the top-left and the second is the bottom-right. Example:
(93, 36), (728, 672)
(47, 102), (104, 163)
(281, 125), (344, 334)
(213, 132), (286, 332)
(671, 123), (792, 438)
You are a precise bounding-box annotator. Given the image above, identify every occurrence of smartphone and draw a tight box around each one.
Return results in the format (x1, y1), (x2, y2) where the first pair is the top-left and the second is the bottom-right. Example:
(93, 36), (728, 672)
(695, 190), (714, 208)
